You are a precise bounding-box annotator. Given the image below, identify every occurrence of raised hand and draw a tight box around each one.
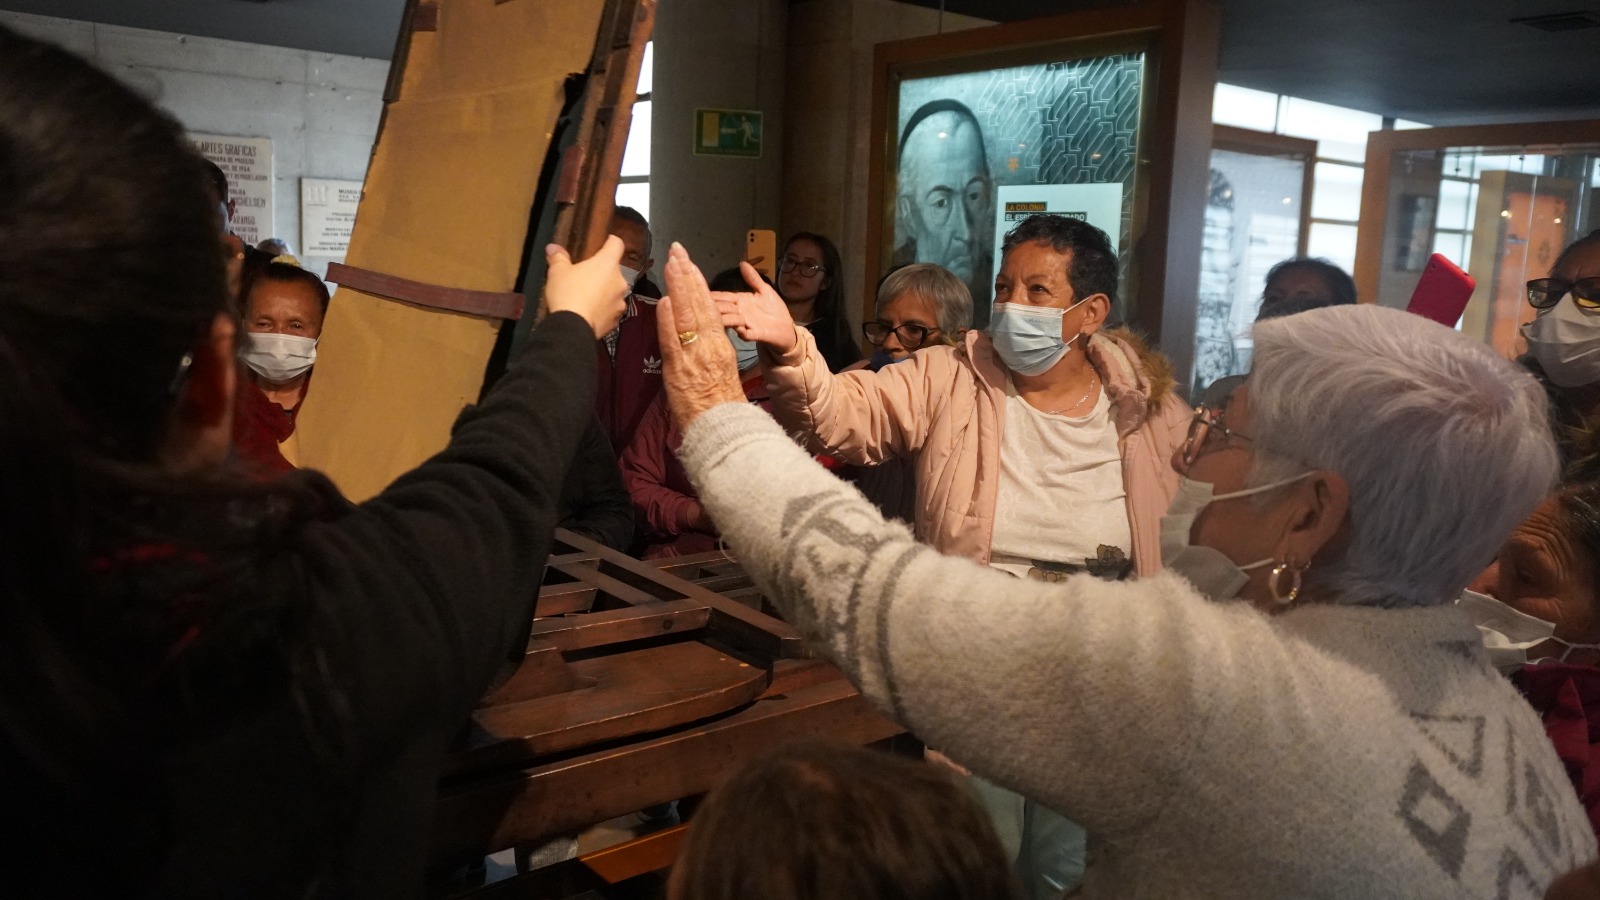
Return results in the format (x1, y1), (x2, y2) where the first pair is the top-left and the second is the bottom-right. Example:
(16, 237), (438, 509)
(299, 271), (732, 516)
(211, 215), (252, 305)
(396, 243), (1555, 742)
(712, 260), (800, 354)
(657, 243), (747, 429)
(544, 236), (629, 339)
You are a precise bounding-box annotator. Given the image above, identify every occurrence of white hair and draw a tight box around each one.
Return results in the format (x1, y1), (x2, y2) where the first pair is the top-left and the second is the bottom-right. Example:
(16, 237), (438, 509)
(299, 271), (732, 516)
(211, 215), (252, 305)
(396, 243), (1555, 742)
(1246, 304), (1557, 608)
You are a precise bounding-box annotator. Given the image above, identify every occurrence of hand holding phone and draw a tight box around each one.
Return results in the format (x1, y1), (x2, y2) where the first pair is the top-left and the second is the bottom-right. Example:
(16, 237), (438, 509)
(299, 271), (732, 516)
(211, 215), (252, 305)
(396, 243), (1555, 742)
(746, 229), (776, 281)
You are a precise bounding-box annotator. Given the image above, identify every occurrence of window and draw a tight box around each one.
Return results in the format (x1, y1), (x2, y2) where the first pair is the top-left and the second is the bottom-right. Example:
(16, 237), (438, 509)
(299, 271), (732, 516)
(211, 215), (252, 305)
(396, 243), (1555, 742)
(616, 42), (652, 219)
(1212, 84), (1431, 278)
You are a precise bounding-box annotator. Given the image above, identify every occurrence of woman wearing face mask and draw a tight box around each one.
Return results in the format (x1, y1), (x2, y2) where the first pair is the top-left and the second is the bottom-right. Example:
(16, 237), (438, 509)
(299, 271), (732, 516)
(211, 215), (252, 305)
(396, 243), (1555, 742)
(656, 256), (1596, 895)
(1463, 480), (1600, 837)
(1522, 231), (1600, 481)
(717, 216), (1185, 897)
(231, 255), (328, 474)
(619, 268), (827, 557)
(723, 215), (1187, 580)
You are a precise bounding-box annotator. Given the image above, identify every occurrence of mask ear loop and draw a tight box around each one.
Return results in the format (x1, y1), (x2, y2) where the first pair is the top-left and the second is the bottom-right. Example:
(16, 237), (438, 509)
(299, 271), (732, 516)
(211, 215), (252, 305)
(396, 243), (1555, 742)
(1269, 558), (1308, 606)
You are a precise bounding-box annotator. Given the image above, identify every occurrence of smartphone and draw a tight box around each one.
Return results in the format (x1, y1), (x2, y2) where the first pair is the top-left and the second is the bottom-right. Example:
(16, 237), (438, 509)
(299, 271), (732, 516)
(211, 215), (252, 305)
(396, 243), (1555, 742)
(746, 229), (776, 280)
(1407, 254), (1476, 327)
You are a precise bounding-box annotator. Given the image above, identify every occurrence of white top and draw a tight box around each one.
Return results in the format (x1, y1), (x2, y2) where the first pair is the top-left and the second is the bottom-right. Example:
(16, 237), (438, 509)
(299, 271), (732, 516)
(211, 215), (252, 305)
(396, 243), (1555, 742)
(989, 381), (1131, 578)
(680, 402), (1598, 900)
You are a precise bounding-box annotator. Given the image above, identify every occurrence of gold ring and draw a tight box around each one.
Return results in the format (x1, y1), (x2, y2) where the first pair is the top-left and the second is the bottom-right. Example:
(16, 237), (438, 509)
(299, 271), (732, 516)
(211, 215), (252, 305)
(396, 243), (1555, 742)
(677, 330), (699, 346)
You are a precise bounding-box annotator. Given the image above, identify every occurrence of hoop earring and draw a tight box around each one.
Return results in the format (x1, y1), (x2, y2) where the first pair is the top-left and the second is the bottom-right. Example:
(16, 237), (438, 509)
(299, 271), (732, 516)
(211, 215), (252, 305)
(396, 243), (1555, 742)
(1268, 559), (1307, 606)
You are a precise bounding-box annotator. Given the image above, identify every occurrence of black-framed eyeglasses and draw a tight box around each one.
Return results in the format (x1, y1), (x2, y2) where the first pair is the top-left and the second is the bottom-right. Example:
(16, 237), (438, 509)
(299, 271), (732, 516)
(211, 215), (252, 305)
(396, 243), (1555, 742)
(778, 256), (827, 278)
(1528, 277), (1600, 311)
(862, 321), (939, 348)
(1182, 405), (1254, 467)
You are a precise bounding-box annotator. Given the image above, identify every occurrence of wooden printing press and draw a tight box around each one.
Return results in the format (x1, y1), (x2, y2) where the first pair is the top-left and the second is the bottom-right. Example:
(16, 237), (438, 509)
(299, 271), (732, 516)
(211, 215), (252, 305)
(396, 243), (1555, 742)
(429, 528), (905, 895)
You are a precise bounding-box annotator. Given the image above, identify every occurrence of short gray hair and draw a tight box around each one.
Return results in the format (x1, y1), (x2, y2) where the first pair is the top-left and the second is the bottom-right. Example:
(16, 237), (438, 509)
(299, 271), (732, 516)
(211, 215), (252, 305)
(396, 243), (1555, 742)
(875, 264), (973, 341)
(1246, 304), (1557, 607)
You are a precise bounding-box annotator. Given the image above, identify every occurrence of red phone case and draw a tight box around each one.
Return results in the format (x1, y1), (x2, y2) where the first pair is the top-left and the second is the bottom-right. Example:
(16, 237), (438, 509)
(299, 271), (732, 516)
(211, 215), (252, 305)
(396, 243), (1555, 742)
(1407, 254), (1476, 327)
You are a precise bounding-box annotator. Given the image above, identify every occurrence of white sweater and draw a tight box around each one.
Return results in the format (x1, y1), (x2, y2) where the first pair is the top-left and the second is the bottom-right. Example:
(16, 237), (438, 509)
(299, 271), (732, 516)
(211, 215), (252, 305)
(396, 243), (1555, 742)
(680, 402), (1597, 899)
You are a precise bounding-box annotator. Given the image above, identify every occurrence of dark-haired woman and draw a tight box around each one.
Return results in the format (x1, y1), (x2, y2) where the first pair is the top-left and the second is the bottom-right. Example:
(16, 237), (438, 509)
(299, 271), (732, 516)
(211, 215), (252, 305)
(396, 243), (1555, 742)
(1521, 231), (1600, 481)
(0, 25), (625, 899)
(777, 231), (862, 372)
(233, 255), (328, 473)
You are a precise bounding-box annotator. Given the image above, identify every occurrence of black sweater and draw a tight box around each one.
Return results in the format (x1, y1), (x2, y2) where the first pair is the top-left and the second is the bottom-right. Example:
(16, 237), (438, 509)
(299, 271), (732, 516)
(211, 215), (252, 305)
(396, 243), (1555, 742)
(155, 311), (597, 897)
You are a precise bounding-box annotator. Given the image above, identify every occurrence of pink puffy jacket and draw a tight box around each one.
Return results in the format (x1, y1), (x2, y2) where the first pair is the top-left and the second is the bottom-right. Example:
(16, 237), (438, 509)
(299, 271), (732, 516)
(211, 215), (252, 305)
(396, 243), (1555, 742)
(763, 326), (1191, 575)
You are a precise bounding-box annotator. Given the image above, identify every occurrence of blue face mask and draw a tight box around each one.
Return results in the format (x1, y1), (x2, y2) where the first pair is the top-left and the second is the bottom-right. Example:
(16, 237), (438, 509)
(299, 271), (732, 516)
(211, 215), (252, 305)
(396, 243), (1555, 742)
(727, 328), (760, 372)
(869, 350), (907, 371)
(988, 299), (1088, 376)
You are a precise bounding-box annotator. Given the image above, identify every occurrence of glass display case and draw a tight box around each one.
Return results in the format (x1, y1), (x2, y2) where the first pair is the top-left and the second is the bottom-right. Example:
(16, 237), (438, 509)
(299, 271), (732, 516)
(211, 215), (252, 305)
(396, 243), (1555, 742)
(866, 0), (1220, 382)
(1355, 121), (1600, 359)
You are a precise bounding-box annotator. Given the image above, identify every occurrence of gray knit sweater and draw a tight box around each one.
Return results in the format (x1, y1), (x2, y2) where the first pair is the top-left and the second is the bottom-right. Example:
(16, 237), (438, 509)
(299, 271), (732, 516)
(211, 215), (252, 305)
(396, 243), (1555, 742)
(680, 401), (1597, 899)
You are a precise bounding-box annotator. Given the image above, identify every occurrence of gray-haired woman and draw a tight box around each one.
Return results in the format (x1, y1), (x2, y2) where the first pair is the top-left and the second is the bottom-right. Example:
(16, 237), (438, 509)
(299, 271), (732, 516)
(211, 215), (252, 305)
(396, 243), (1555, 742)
(862, 263), (973, 368)
(653, 242), (1597, 897)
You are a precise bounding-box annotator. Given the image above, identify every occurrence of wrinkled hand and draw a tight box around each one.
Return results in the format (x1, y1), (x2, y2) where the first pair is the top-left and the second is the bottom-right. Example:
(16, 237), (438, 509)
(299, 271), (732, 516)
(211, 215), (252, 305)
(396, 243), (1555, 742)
(658, 243), (748, 429)
(713, 261), (799, 354)
(544, 236), (629, 339)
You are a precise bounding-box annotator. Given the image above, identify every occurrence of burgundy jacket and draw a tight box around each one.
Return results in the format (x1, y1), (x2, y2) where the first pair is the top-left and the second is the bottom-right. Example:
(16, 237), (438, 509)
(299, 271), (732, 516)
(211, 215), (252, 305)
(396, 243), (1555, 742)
(594, 296), (664, 455)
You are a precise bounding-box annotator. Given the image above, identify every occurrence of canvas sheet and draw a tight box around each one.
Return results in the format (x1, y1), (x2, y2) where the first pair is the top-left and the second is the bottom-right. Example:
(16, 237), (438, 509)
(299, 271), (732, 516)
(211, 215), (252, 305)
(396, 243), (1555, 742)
(294, 0), (606, 501)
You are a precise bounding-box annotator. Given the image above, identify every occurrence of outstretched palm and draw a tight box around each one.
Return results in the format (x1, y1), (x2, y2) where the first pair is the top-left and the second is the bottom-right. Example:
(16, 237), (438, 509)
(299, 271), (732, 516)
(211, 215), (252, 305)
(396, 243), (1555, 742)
(711, 262), (798, 353)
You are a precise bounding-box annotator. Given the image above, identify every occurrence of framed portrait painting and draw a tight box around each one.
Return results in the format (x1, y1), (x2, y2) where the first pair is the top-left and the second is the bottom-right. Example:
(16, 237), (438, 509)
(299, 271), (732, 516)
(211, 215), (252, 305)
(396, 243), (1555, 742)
(867, 0), (1220, 384)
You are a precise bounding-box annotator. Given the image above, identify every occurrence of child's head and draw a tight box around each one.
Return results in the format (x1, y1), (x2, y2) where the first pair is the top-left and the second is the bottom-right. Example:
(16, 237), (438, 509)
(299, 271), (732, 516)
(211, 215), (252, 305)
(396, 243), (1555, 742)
(669, 742), (1019, 900)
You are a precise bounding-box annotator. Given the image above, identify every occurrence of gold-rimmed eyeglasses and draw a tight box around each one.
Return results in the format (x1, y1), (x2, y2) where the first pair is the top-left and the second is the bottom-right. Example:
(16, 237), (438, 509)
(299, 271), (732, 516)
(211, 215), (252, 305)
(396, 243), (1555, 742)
(1182, 405), (1255, 467)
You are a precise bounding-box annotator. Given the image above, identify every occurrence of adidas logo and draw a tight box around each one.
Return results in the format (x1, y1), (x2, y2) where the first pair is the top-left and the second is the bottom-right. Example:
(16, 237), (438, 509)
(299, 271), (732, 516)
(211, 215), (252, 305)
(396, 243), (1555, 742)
(643, 356), (662, 375)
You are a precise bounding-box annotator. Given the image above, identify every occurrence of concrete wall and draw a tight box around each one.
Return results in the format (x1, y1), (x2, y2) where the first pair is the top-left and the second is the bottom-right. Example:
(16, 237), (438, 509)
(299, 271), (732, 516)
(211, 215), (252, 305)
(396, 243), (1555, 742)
(781, 0), (991, 331)
(649, 0), (788, 279)
(646, 0), (988, 332)
(0, 9), (386, 278)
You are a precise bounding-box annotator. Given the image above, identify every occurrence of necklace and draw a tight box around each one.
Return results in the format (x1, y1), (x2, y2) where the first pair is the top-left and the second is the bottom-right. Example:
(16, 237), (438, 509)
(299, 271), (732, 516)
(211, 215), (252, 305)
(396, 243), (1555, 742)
(1044, 376), (1099, 416)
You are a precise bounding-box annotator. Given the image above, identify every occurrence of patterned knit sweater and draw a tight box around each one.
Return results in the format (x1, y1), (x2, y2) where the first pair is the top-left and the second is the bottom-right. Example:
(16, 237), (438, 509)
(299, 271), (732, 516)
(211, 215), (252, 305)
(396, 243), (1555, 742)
(680, 402), (1598, 899)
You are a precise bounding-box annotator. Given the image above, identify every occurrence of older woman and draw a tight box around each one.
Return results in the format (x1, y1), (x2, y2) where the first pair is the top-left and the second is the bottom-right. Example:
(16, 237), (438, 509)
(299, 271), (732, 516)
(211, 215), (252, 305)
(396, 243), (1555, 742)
(655, 242), (1596, 896)
(862, 263), (972, 368)
(1466, 480), (1600, 837)
(724, 215), (1188, 580)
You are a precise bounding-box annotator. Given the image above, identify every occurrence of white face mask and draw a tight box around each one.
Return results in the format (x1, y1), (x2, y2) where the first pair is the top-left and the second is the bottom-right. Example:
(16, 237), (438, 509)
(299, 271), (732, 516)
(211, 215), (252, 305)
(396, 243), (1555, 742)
(1522, 298), (1600, 388)
(1455, 589), (1600, 671)
(619, 265), (641, 293)
(1160, 472), (1311, 601)
(243, 332), (317, 384)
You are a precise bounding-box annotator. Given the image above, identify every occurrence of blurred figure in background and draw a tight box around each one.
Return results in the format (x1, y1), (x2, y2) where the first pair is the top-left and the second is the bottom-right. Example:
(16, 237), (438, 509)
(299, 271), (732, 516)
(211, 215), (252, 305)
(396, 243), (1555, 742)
(1466, 479), (1600, 837)
(595, 205), (665, 455)
(777, 231), (861, 372)
(232, 255), (327, 475)
(1522, 231), (1600, 481)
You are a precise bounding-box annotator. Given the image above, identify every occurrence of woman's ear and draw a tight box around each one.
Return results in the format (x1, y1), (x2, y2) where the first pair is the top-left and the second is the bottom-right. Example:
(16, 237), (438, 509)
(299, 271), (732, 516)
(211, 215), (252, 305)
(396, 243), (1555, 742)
(1280, 471), (1351, 567)
(164, 312), (237, 470)
(1077, 293), (1111, 336)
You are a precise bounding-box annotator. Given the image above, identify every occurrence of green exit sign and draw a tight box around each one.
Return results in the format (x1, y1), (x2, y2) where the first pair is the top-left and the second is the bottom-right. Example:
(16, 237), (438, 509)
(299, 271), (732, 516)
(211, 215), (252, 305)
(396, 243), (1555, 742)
(694, 108), (763, 158)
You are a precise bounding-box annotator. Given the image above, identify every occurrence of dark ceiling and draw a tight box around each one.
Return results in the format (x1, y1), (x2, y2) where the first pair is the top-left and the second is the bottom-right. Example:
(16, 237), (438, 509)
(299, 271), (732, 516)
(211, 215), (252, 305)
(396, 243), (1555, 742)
(1, 0), (1597, 125)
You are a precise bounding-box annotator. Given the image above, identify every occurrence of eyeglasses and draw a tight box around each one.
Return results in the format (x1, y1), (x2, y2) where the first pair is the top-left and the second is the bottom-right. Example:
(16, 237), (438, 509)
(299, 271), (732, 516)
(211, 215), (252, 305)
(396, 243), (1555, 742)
(1182, 405), (1254, 467)
(779, 256), (827, 278)
(862, 321), (939, 348)
(1527, 277), (1600, 311)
